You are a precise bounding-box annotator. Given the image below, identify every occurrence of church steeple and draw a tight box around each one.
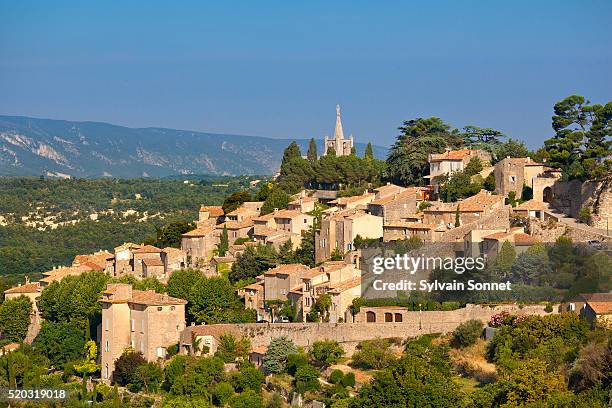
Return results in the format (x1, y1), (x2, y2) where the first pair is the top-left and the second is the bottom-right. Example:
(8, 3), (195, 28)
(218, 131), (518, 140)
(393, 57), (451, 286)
(334, 104), (344, 140)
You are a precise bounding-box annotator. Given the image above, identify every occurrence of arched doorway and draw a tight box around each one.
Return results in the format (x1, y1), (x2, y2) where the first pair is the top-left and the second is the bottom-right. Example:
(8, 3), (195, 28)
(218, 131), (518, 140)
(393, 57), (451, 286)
(366, 311), (376, 322)
(543, 187), (553, 203)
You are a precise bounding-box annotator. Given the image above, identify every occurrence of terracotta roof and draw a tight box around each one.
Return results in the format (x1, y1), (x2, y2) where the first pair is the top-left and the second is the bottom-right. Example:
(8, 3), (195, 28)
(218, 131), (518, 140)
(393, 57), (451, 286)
(182, 226), (216, 237)
(73, 251), (113, 269)
(114, 242), (141, 252)
(289, 196), (315, 204)
(162, 247), (184, 255)
(515, 199), (547, 211)
(217, 220), (254, 230)
(370, 189), (417, 206)
(499, 157), (544, 166)
(512, 233), (538, 245)
(580, 293), (612, 302)
(199, 205), (224, 217)
(427, 191), (504, 213)
(142, 258), (164, 267)
(250, 346), (268, 355)
(0, 343), (20, 352)
(384, 222), (436, 230)
(330, 193), (375, 206)
(273, 209), (305, 219)
(132, 245), (162, 254)
(244, 283), (264, 291)
(302, 262), (347, 280)
(40, 264), (94, 283)
(430, 149), (481, 161)
(264, 264), (309, 276)
(253, 213), (276, 222)
(102, 286), (187, 305)
(328, 276), (361, 294)
(4, 282), (41, 294)
(587, 302), (612, 314)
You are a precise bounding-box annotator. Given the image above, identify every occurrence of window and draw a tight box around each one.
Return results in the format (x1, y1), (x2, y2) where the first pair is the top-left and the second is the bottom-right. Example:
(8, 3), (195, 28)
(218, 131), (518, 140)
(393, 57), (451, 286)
(105, 319), (109, 331)
(130, 319), (135, 332)
(509, 175), (517, 182)
(569, 303), (576, 311)
(304, 219), (307, 223)
(157, 347), (165, 358)
(140, 341), (144, 353)
(105, 364), (109, 379)
(141, 320), (145, 333)
(157, 307), (162, 311)
(170, 306), (176, 311)
(105, 340), (109, 352)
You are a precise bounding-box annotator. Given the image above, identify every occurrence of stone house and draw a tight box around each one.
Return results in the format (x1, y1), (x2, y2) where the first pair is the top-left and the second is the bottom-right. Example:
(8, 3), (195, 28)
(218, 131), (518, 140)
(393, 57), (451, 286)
(197, 205), (224, 227)
(315, 209), (383, 263)
(181, 226), (218, 266)
(113, 243), (141, 276)
(40, 264), (95, 286)
(427, 149), (492, 193)
(480, 227), (538, 259)
(216, 220), (254, 243)
(367, 188), (419, 222)
(288, 192), (316, 213)
(494, 157), (546, 199)
(142, 258), (165, 280)
(161, 247), (187, 276)
(225, 202), (263, 223)
(383, 222), (442, 243)
(513, 199), (547, 220)
(299, 261), (361, 323)
(272, 209), (313, 235)
(4, 280), (42, 313)
(580, 293), (612, 329)
(329, 193), (375, 211)
(99, 284), (186, 383)
(423, 190), (505, 229)
(132, 245), (163, 278)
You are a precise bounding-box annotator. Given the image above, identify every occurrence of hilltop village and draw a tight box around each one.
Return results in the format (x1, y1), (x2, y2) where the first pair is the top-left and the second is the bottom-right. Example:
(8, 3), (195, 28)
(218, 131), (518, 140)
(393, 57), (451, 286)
(1, 100), (611, 407)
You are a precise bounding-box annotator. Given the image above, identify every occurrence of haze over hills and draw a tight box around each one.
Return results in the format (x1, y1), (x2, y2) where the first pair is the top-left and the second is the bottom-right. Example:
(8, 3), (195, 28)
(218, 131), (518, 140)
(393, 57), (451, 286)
(0, 115), (387, 178)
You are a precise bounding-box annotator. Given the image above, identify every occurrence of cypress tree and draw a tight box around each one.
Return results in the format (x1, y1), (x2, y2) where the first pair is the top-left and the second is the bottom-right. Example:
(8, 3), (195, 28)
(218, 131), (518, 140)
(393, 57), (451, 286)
(307, 138), (318, 162)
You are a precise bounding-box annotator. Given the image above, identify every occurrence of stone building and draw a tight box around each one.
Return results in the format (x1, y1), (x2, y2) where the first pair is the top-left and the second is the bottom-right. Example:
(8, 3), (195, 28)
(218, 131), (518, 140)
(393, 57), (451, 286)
(427, 149), (492, 193)
(288, 193), (316, 213)
(315, 209), (383, 263)
(367, 188), (419, 222)
(181, 226), (219, 267)
(197, 205), (224, 227)
(494, 157), (546, 199)
(4, 279), (41, 313)
(423, 190), (505, 228)
(99, 284), (186, 383)
(132, 245), (163, 278)
(324, 105), (354, 156)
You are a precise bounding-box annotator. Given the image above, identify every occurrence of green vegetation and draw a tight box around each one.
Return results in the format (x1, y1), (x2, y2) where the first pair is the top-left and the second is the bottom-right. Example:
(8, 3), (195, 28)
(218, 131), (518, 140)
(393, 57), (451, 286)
(0, 295), (32, 342)
(451, 319), (483, 349)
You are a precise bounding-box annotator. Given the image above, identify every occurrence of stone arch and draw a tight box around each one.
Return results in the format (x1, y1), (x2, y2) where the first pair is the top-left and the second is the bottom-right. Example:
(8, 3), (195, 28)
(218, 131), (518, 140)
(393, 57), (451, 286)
(543, 187), (553, 203)
(366, 311), (376, 322)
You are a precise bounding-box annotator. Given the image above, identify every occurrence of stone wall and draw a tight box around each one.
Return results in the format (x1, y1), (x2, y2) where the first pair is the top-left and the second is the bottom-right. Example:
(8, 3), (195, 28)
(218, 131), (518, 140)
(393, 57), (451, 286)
(181, 303), (554, 356)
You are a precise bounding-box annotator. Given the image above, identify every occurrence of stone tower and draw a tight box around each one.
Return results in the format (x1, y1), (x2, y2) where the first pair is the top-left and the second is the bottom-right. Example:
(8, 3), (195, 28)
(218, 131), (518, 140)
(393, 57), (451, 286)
(324, 104), (354, 156)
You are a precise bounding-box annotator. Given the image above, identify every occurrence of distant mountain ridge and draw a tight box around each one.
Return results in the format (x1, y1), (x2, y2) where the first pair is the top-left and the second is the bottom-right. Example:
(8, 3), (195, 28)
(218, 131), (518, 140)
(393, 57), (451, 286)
(0, 115), (387, 178)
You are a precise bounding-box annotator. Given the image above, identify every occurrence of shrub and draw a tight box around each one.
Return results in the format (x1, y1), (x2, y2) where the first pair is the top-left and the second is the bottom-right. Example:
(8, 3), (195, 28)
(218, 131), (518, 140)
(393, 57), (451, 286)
(309, 340), (344, 366)
(329, 369), (344, 385)
(341, 372), (355, 388)
(452, 319), (484, 348)
(295, 364), (320, 393)
(113, 350), (146, 386)
(263, 336), (297, 374)
(212, 382), (235, 406)
(351, 338), (396, 369)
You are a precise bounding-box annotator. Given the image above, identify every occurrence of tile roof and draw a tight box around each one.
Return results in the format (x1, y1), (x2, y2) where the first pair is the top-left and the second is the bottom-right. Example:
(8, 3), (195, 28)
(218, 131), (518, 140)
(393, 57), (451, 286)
(142, 258), (164, 267)
(132, 245), (162, 254)
(273, 209), (304, 219)
(384, 222), (437, 230)
(244, 283), (264, 291)
(4, 282), (41, 294)
(250, 345), (268, 354)
(499, 157), (544, 166)
(515, 199), (548, 211)
(263, 264), (309, 276)
(429, 149), (481, 161)
(162, 247), (184, 254)
(328, 276), (361, 294)
(253, 213), (276, 222)
(302, 262), (347, 280)
(102, 285), (187, 305)
(114, 242), (141, 252)
(587, 301), (612, 314)
(217, 220), (254, 230)
(199, 205), (224, 217)
(370, 189), (417, 206)
(580, 293), (612, 302)
(330, 193), (375, 206)
(40, 264), (94, 283)
(182, 226), (216, 237)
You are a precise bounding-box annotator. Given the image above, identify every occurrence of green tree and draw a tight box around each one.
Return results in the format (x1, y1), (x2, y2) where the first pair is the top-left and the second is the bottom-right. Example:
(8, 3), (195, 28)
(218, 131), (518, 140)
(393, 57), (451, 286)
(132, 362), (163, 393)
(351, 338), (397, 370)
(229, 244), (278, 284)
(167, 268), (204, 302)
(451, 319), (483, 348)
(230, 390), (264, 408)
(307, 138), (318, 162)
(282, 141), (302, 166)
(231, 365), (264, 392)
(364, 142), (374, 160)
(385, 117), (461, 186)
(188, 277), (255, 324)
(0, 295), (32, 342)
(263, 336), (297, 374)
(212, 382), (235, 406)
(464, 156), (484, 176)
(152, 221), (196, 248)
(484, 172), (496, 191)
(295, 364), (320, 393)
(493, 138), (530, 163)
(309, 340), (344, 366)
(33, 321), (86, 367)
(294, 226), (315, 267)
(454, 205), (461, 227)
(218, 226), (229, 256)
(261, 188), (289, 215)
(113, 350), (147, 387)
(504, 358), (567, 406)
(491, 241), (516, 280)
(215, 333), (250, 363)
(223, 191), (253, 214)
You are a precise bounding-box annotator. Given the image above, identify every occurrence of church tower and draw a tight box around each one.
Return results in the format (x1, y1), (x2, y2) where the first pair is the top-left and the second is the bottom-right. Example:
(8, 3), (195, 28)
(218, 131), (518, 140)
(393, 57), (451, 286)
(324, 104), (354, 156)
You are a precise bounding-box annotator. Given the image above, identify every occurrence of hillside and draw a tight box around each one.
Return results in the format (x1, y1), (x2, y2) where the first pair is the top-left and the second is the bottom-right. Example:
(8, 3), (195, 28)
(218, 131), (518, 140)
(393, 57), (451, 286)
(0, 115), (387, 178)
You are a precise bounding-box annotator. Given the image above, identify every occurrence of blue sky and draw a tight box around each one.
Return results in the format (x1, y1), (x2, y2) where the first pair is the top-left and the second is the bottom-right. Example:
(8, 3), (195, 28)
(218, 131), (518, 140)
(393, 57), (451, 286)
(1, 1), (611, 149)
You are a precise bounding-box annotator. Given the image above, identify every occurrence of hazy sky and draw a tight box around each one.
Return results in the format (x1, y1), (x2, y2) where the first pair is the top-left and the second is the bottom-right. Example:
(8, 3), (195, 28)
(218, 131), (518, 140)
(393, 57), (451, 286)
(1, 1), (611, 148)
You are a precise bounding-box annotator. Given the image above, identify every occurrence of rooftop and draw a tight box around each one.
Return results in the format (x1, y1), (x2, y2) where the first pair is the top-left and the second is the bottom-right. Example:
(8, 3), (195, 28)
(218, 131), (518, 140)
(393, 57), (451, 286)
(132, 245), (162, 254)
(199, 205), (224, 217)
(429, 149), (481, 162)
(182, 226), (216, 237)
(4, 282), (41, 294)
(264, 264), (309, 276)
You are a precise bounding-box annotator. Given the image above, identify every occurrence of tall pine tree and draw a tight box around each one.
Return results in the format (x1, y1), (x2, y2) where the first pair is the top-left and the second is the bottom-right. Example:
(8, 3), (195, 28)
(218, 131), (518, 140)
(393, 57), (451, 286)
(307, 138), (318, 162)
